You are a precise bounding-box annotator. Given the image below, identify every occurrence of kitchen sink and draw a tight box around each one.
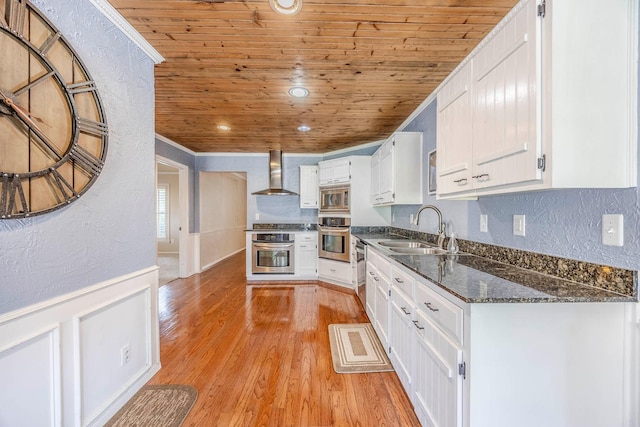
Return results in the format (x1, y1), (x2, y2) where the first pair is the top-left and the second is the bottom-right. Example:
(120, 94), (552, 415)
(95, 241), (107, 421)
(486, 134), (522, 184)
(377, 240), (431, 248)
(389, 247), (447, 255)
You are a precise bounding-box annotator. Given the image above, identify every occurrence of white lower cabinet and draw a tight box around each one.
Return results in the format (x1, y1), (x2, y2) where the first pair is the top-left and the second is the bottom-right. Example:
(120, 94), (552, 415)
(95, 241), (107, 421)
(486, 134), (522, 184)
(413, 309), (463, 427)
(294, 232), (317, 277)
(389, 283), (414, 393)
(318, 258), (351, 286)
(366, 247), (628, 427)
(373, 269), (390, 347)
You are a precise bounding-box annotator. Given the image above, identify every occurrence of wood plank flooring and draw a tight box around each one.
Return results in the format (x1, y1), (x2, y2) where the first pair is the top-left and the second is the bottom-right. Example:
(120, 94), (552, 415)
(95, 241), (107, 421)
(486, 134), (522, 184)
(149, 251), (420, 426)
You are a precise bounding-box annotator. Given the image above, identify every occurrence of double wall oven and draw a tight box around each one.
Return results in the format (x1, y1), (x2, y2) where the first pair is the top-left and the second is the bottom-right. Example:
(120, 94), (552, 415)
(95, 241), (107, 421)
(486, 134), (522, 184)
(251, 233), (295, 274)
(318, 216), (350, 263)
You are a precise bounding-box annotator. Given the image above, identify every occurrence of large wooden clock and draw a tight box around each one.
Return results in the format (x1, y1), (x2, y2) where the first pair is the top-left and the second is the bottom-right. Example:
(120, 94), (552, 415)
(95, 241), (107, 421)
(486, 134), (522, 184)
(0, 0), (108, 219)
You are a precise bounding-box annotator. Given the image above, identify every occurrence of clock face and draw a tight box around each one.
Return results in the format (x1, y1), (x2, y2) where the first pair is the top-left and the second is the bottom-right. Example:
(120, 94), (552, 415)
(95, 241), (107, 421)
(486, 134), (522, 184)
(0, 0), (108, 219)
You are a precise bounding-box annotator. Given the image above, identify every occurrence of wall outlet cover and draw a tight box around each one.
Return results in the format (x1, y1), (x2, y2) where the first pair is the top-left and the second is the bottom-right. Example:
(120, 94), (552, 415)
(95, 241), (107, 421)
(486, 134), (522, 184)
(513, 215), (526, 236)
(602, 214), (624, 247)
(480, 214), (488, 233)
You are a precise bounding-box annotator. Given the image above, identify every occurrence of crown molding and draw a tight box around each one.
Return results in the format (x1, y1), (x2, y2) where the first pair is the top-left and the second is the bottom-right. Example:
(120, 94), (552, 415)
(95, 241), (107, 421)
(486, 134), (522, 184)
(89, 0), (164, 64)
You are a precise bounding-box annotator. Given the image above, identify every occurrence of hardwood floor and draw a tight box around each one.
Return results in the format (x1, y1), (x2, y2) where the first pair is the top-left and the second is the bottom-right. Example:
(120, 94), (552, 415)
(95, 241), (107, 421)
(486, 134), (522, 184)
(149, 251), (420, 426)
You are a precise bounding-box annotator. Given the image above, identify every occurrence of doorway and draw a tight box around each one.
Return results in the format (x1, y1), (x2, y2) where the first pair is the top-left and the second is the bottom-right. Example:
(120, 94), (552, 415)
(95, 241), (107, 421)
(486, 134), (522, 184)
(156, 156), (189, 284)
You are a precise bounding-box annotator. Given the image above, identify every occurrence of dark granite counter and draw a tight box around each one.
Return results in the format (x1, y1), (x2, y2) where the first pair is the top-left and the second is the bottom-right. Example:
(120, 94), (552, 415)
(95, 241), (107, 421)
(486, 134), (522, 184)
(354, 232), (635, 304)
(248, 223), (317, 232)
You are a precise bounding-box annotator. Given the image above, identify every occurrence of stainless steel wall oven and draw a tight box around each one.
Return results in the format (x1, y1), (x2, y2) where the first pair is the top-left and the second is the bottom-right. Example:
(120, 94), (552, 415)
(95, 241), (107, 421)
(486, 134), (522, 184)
(318, 217), (350, 262)
(251, 233), (295, 274)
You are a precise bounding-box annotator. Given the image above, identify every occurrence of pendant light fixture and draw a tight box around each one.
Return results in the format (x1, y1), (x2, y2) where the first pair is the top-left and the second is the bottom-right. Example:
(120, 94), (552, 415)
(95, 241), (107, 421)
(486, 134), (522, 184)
(269, 0), (302, 15)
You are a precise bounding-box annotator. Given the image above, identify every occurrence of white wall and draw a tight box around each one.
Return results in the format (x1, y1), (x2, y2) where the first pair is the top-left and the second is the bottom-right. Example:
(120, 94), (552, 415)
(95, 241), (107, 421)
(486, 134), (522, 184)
(199, 172), (247, 270)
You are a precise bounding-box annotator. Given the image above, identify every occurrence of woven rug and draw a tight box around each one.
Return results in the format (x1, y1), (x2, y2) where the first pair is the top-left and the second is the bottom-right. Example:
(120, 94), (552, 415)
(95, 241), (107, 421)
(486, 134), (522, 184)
(328, 323), (394, 373)
(105, 384), (197, 427)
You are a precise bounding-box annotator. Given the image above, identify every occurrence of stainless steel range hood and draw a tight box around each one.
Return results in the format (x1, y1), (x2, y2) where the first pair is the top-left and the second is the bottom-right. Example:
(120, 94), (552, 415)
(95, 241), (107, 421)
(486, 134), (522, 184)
(251, 150), (298, 196)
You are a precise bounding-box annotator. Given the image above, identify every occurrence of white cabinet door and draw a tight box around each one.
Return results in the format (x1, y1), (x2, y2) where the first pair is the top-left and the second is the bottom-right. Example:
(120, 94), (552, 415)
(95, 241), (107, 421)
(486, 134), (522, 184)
(389, 286), (414, 394)
(299, 165), (318, 208)
(374, 271), (390, 348)
(413, 310), (463, 427)
(365, 262), (377, 321)
(319, 158), (351, 185)
(378, 141), (394, 203)
(294, 233), (317, 277)
(472, 0), (539, 191)
(437, 60), (473, 195)
(370, 150), (381, 204)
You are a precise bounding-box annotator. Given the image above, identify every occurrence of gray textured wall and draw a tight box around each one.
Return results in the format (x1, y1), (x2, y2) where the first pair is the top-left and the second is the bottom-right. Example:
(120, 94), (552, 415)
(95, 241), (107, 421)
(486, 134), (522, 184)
(0, 0), (157, 314)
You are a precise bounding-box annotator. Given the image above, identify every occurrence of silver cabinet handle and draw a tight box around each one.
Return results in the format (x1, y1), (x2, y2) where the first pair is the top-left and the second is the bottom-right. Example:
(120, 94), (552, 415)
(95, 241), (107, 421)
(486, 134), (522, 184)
(368, 271), (375, 276)
(424, 302), (439, 312)
(394, 277), (403, 284)
(373, 276), (379, 282)
(401, 307), (411, 315)
(412, 320), (424, 330)
(453, 178), (468, 185)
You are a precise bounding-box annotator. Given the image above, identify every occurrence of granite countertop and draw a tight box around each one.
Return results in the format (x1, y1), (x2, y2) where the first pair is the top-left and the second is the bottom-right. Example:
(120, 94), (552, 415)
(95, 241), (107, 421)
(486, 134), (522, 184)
(247, 223), (317, 232)
(354, 232), (634, 304)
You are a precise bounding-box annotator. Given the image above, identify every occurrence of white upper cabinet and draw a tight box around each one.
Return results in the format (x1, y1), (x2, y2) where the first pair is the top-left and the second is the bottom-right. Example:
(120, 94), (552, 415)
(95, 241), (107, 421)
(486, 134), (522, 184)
(437, 0), (637, 197)
(437, 60), (473, 195)
(319, 158), (351, 185)
(299, 165), (319, 208)
(371, 132), (423, 206)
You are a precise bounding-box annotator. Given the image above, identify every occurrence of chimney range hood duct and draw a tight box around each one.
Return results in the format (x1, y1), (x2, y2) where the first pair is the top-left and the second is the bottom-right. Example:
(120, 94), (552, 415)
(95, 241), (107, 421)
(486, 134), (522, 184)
(252, 150), (298, 196)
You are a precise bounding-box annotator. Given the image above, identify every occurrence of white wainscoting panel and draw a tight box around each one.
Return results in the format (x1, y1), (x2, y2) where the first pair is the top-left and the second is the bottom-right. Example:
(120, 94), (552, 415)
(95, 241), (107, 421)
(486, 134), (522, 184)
(74, 287), (152, 426)
(0, 267), (160, 427)
(0, 324), (61, 427)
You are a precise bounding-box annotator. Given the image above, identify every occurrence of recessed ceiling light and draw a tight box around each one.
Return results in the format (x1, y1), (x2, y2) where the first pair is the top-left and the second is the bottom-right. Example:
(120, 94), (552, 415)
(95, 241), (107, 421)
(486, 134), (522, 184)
(269, 0), (302, 15)
(298, 125), (311, 132)
(217, 125), (231, 131)
(288, 87), (309, 98)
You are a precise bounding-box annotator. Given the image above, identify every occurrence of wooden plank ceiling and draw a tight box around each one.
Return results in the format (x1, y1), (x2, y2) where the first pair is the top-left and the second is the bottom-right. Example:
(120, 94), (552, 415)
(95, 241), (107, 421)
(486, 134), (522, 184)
(110, 0), (518, 153)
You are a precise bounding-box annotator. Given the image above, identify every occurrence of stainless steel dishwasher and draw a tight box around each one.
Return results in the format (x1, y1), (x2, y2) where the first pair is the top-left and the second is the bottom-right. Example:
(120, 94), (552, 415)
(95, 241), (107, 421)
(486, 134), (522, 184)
(354, 237), (366, 308)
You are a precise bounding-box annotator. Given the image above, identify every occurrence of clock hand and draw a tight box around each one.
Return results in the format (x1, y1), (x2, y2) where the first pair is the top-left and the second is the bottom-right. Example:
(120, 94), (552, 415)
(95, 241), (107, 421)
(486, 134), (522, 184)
(0, 88), (62, 160)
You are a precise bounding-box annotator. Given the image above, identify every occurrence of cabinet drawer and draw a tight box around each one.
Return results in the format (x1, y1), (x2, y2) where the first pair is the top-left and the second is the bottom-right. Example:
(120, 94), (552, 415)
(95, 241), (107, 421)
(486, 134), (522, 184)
(367, 249), (390, 279)
(319, 258), (351, 283)
(297, 233), (317, 243)
(415, 281), (463, 345)
(390, 267), (414, 298)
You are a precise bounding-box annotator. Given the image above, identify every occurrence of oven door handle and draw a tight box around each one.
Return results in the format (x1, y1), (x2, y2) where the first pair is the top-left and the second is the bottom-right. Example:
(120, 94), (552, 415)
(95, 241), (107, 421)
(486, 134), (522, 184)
(252, 242), (294, 249)
(319, 226), (349, 234)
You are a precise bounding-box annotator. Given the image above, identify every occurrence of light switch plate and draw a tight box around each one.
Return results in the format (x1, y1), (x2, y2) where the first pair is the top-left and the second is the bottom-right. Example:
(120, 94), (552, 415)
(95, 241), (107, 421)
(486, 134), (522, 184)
(513, 215), (526, 236)
(255, 213), (260, 220)
(480, 214), (488, 233)
(602, 214), (624, 246)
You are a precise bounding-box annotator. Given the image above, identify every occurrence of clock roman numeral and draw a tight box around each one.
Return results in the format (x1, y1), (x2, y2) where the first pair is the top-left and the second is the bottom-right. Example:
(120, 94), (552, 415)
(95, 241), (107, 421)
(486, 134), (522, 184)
(14, 71), (56, 97)
(46, 168), (78, 204)
(1, 174), (29, 218)
(7, 0), (26, 37)
(77, 117), (108, 136)
(39, 32), (62, 55)
(69, 145), (103, 176)
(67, 81), (97, 95)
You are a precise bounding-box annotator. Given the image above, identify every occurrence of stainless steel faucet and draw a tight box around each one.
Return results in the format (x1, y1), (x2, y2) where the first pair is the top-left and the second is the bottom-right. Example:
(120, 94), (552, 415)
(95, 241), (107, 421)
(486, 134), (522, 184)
(415, 205), (446, 249)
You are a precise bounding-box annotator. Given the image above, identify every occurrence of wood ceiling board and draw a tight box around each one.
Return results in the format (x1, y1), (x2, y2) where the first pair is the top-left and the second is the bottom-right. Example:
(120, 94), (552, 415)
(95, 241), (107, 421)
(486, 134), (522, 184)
(110, 0), (518, 152)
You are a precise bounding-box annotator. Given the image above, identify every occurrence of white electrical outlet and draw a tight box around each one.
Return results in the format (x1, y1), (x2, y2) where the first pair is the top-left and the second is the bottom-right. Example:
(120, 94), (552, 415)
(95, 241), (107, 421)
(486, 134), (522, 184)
(480, 214), (488, 233)
(120, 344), (130, 366)
(255, 213), (260, 220)
(409, 214), (414, 224)
(602, 214), (624, 246)
(513, 215), (526, 236)
(392, 213), (395, 223)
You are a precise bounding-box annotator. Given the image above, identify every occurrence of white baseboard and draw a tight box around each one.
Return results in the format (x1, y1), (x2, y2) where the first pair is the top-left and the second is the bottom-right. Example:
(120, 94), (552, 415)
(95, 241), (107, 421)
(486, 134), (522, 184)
(0, 267), (160, 427)
(201, 247), (245, 272)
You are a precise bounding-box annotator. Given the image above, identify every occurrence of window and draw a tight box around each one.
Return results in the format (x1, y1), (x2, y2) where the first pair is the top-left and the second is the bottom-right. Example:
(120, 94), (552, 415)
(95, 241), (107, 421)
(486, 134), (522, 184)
(157, 184), (169, 241)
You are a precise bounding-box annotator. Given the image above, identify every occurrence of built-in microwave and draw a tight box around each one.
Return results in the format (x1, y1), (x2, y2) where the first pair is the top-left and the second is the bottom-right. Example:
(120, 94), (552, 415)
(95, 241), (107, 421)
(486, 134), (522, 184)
(319, 185), (350, 214)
